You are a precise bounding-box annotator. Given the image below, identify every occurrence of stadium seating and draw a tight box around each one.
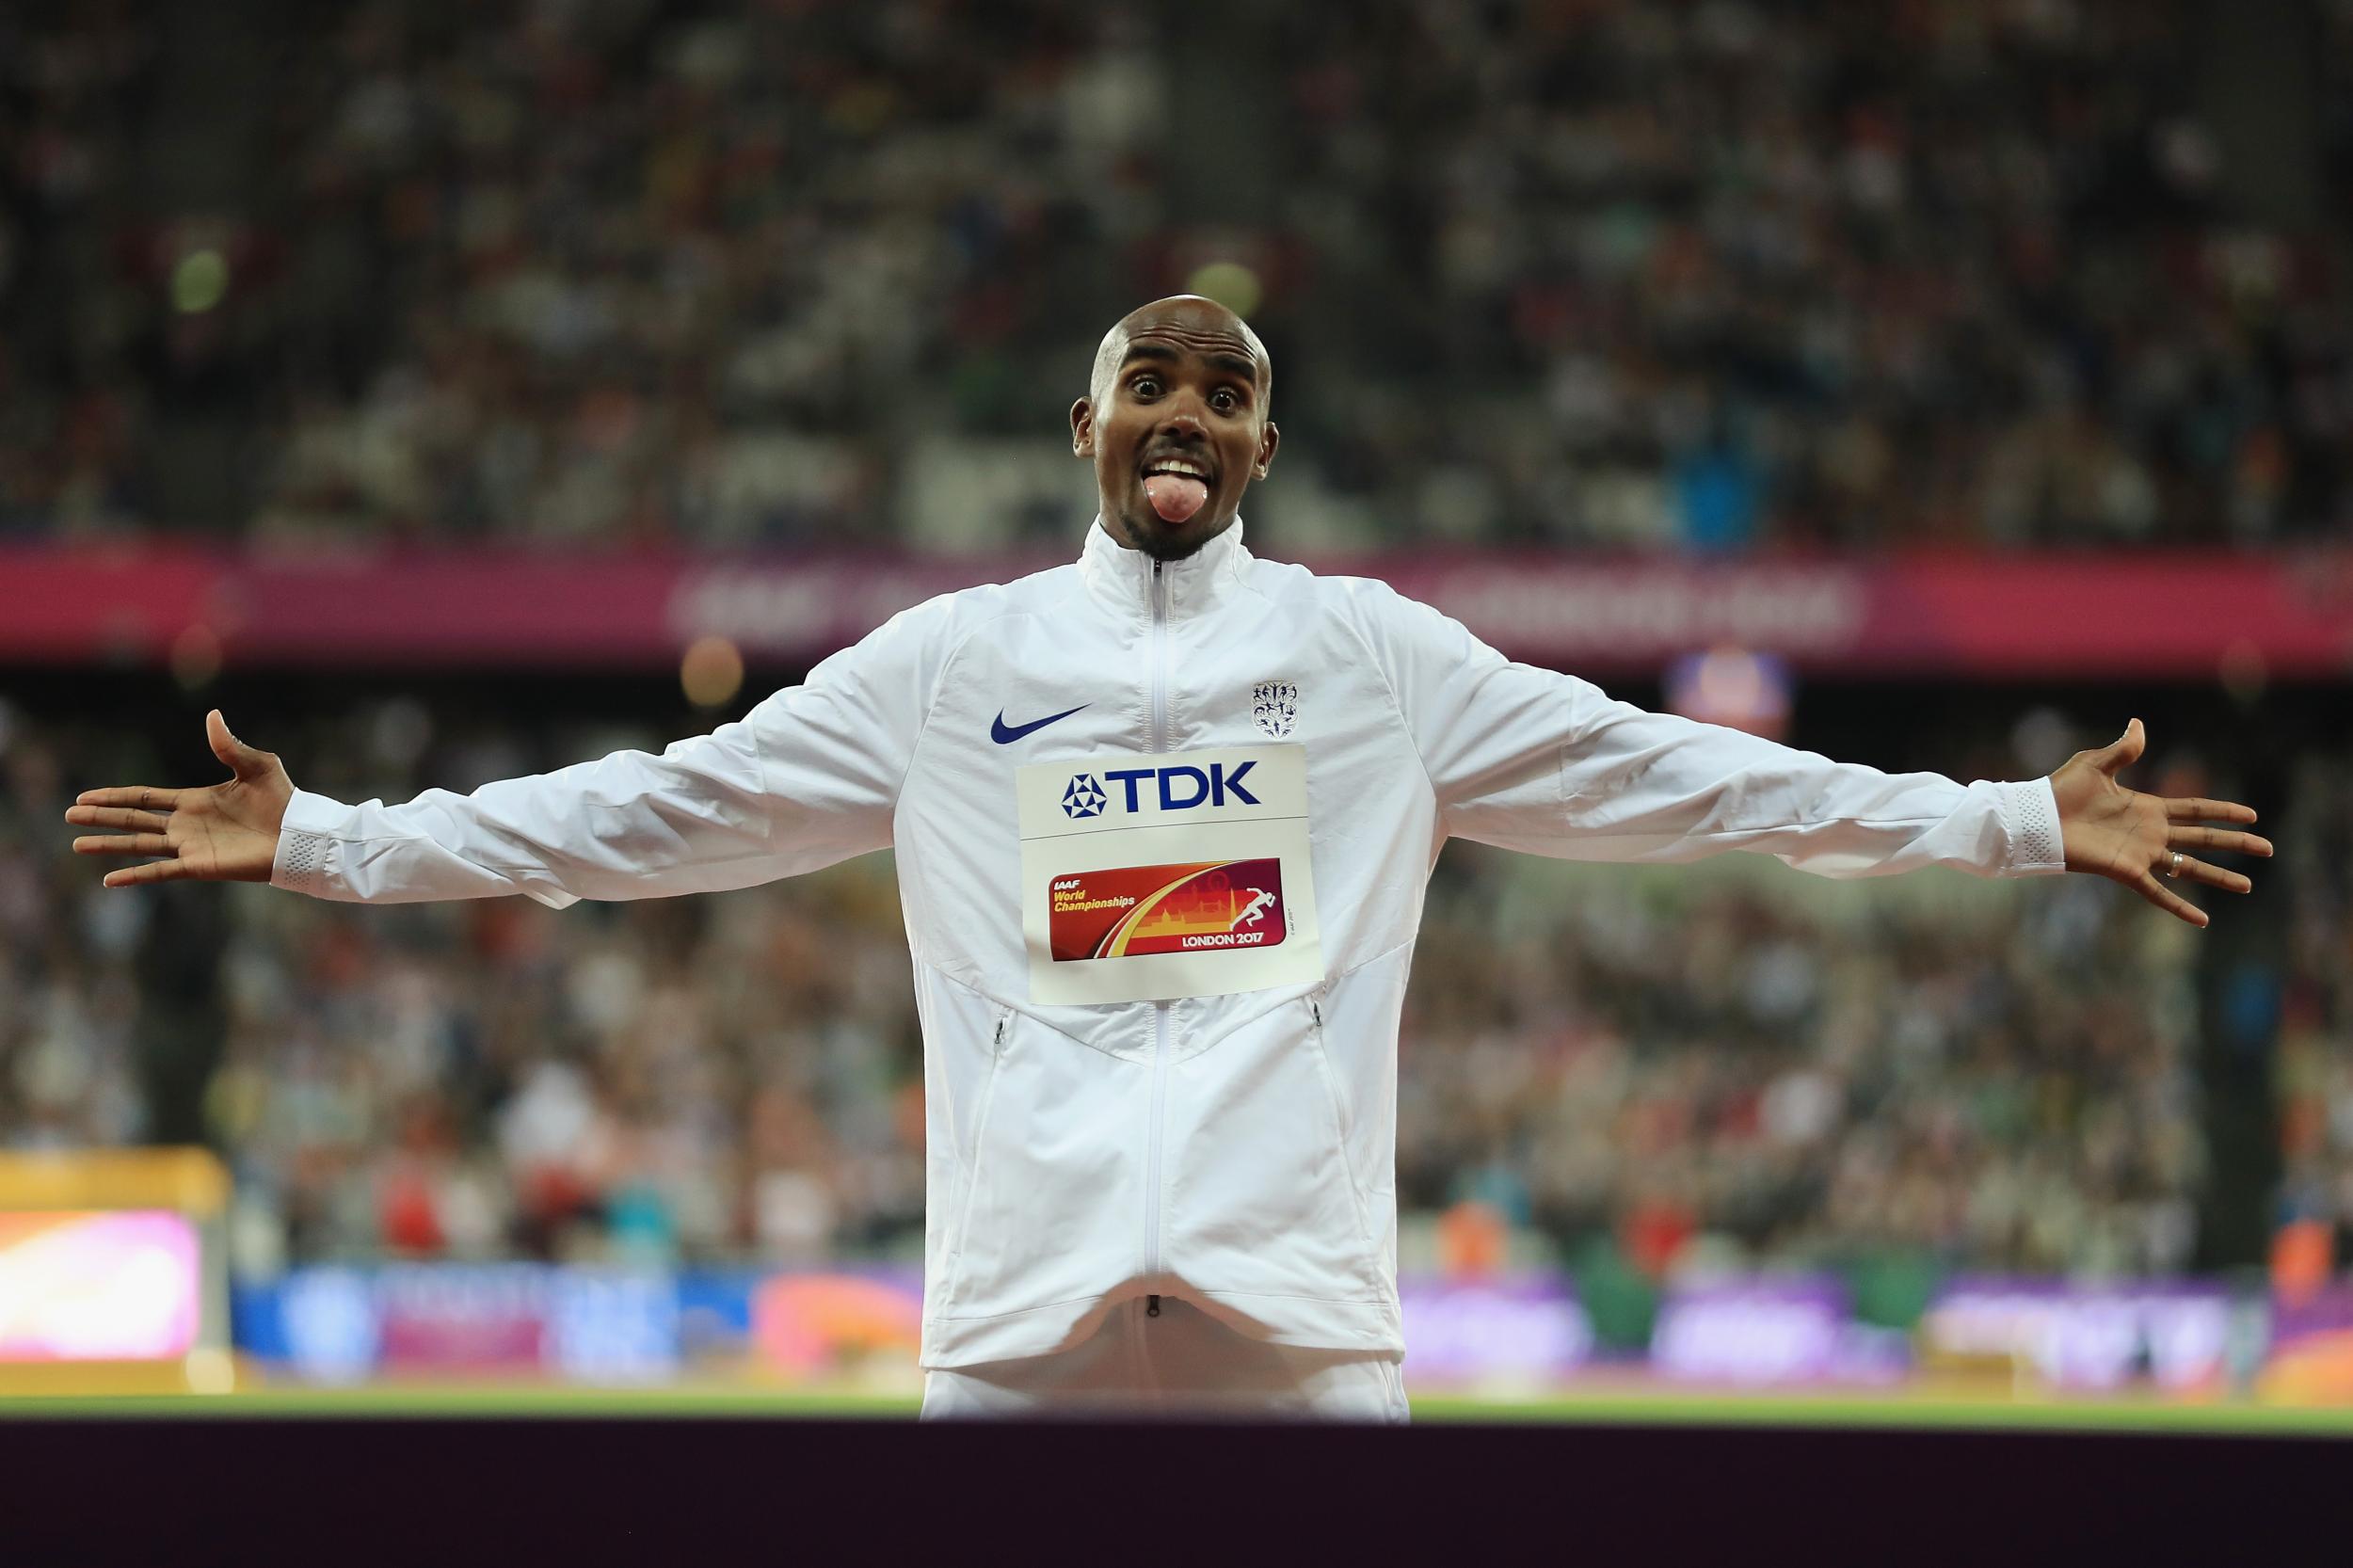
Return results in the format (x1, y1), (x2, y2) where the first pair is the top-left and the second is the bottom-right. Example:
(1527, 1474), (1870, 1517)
(3, 0), (2346, 550)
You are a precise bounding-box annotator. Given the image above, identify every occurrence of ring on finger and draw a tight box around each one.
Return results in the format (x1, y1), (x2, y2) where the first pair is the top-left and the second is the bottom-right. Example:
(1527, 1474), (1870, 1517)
(2166, 851), (2185, 879)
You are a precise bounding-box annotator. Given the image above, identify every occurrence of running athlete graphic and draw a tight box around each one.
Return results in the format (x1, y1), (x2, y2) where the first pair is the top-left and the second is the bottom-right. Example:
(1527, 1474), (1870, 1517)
(1232, 888), (1275, 930)
(66, 296), (2274, 1422)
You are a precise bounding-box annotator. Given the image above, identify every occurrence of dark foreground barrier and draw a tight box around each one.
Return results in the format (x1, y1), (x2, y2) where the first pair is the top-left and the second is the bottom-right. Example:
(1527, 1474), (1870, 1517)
(2, 1415), (2341, 1560)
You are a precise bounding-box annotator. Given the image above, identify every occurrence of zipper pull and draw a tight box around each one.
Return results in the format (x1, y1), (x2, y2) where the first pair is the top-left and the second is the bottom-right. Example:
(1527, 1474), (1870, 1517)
(1145, 1294), (1161, 1318)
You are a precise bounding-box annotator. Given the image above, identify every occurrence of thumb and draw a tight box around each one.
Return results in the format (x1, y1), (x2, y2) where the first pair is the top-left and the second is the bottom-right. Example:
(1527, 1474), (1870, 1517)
(2089, 717), (2145, 777)
(206, 710), (264, 776)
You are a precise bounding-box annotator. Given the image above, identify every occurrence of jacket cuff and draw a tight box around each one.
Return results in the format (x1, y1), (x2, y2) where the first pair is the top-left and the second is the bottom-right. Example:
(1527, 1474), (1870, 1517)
(1994, 777), (2066, 877)
(270, 789), (351, 897)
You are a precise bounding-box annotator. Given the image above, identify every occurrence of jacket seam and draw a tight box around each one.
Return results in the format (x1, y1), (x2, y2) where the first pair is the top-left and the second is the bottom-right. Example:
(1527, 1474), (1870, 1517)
(1328, 587), (1442, 824)
(910, 958), (1136, 1061)
(1570, 814), (1958, 844)
(1232, 560), (1278, 615)
(296, 830), (785, 859)
(744, 725), (780, 850)
(928, 1291), (1111, 1323)
(1193, 1288), (1394, 1305)
(1168, 942), (1420, 1064)
(1325, 934), (1417, 985)
(375, 849), (776, 875)
(896, 595), (1069, 808)
(286, 829), (477, 847)
(292, 836), (773, 877)
(1305, 1007), (1386, 1277)
(1000, 1005), (1135, 1060)
(936, 1012), (1010, 1315)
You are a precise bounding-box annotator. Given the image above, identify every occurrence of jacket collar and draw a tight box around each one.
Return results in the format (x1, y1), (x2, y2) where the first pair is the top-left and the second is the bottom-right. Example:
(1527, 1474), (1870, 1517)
(1078, 515), (1253, 621)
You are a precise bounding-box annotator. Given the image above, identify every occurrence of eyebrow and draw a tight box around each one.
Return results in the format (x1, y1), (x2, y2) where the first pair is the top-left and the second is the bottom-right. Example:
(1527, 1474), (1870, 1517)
(1120, 342), (1263, 390)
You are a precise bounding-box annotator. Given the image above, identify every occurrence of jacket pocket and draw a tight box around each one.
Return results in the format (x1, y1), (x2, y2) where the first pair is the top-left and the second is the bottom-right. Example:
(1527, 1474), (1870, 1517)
(1305, 996), (1385, 1269)
(932, 1002), (1144, 1321)
(1160, 994), (1389, 1304)
(936, 1006), (1010, 1308)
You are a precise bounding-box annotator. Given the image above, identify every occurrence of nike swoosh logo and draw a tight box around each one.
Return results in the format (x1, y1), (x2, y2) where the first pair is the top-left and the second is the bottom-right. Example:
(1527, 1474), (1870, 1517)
(991, 704), (1089, 744)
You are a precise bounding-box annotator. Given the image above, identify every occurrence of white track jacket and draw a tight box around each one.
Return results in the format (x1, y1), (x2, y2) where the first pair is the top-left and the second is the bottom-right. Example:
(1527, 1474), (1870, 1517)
(273, 520), (2067, 1367)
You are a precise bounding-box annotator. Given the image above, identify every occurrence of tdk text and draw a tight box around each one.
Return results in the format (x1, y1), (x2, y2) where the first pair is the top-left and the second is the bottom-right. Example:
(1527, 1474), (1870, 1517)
(1096, 761), (1259, 812)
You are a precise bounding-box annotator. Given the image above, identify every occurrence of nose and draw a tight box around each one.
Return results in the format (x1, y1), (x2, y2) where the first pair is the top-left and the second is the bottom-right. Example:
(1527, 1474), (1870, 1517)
(1157, 400), (1209, 440)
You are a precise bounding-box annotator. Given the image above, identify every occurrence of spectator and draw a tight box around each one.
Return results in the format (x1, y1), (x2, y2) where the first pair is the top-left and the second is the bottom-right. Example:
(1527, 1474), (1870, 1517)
(3, 1), (2348, 550)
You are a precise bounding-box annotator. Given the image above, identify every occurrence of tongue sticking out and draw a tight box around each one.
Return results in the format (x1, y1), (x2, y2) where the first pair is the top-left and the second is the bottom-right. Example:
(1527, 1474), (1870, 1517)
(1144, 473), (1209, 523)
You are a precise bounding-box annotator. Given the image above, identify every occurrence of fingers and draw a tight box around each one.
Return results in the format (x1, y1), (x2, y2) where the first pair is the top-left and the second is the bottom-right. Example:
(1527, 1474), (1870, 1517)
(62, 806), (176, 868)
(2089, 717), (2147, 777)
(2164, 853), (2251, 894)
(2162, 797), (2259, 826)
(74, 786), (184, 810)
(2132, 872), (2209, 928)
(63, 806), (172, 833)
(101, 858), (196, 888)
(2167, 824), (2273, 857)
(73, 833), (175, 857)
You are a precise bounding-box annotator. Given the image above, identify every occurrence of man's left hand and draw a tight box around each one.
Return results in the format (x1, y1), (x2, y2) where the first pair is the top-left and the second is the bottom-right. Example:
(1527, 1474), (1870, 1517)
(2049, 718), (2272, 928)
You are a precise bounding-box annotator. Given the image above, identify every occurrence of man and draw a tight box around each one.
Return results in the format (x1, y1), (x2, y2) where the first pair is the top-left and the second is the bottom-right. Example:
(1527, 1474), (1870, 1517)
(68, 296), (2270, 1420)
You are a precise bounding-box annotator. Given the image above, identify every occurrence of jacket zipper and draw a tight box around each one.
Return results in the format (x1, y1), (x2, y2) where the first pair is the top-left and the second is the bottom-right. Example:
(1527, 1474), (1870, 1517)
(1144, 559), (1172, 1315)
(1149, 560), (1169, 745)
(1145, 999), (1168, 1317)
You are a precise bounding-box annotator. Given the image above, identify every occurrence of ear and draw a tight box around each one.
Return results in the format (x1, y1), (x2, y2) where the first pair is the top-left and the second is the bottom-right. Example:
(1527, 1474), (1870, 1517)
(1070, 397), (1095, 457)
(1252, 420), (1280, 481)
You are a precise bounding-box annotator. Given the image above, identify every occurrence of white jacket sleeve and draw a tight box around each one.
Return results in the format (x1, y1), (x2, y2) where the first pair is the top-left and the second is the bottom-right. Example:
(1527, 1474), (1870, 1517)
(270, 599), (952, 908)
(1357, 584), (2065, 879)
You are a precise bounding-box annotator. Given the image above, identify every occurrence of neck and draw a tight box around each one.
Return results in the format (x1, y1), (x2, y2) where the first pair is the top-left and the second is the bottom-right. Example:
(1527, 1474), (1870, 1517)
(1099, 503), (1238, 564)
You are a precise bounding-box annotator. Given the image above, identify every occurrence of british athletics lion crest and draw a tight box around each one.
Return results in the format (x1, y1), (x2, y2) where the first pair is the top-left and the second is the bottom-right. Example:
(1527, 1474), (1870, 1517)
(1252, 680), (1299, 739)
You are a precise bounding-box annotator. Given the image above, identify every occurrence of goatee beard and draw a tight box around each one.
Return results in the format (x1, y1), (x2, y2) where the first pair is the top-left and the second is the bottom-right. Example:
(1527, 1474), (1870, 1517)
(1120, 509), (1225, 563)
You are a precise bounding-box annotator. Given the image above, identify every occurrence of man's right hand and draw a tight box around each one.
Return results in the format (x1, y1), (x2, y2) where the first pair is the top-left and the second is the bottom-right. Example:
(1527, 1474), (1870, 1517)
(65, 710), (293, 888)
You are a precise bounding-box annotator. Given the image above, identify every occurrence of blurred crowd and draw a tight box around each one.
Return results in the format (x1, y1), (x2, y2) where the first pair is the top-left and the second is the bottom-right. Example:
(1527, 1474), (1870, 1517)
(1271, 0), (2353, 550)
(2276, 750), (2353, 1265)
(3, 0), (2350, 552)
(0, 696), (931, 1271)
(1407, 856), (2206, 1278)
(7, 689), (2332, 1285)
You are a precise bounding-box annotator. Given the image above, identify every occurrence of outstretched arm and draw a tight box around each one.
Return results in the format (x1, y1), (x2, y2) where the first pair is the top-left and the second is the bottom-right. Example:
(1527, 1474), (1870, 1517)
(67, 702), (806, 907)
(1353, 583), (2269, 926)
(64, 596), (956, 907)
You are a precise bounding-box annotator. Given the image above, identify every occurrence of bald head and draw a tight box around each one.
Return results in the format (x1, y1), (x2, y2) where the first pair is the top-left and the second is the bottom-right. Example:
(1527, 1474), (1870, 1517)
(1089, 296), (1273, 414)
(1071, 294), (1282, 560)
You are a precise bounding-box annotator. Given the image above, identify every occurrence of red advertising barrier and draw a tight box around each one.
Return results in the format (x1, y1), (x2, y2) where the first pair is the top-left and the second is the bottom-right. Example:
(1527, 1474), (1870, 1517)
(5, 541), (2350, 678)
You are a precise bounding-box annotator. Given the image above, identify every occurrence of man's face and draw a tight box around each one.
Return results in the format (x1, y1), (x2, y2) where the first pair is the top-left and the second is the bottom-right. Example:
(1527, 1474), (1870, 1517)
(1071, 300), (1279, 561)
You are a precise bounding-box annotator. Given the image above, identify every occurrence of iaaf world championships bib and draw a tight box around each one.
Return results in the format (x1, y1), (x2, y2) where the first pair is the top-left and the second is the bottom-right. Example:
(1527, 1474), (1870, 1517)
(1016, 744), (1323, 1005)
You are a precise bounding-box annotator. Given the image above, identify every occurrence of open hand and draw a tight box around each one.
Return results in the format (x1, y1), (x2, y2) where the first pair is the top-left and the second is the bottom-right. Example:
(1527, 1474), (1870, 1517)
(64, 711), (293, 888)
(2049, 718), (2272, 928)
